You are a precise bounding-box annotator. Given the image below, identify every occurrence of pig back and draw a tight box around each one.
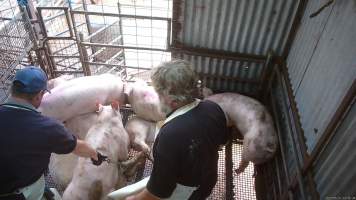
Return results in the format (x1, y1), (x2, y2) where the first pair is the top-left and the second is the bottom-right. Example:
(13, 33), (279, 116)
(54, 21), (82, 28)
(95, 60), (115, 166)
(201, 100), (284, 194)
(39, 74), (124, 121)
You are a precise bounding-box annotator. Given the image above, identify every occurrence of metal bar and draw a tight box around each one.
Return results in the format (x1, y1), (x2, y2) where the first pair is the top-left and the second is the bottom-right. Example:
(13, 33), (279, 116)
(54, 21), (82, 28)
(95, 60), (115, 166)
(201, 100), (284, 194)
(64, 8), (74, 38)
(258, 51), (274, 97)
(54, 22), (86, 37)
(36, 7), (69, 10)
(81, 42), (168, 52)
(171, 0), (182, 48)
(85, 21), (119, 41)
(166, 19), (171, 48)
(303, 79), (355, 173)
(86, 61), (151, 70)
(197, 73), (260, 84)
(54, 70), (84, 74)
(79, 32), (91, 76)
(170, 46), (266, 63)
(275, 67), (307, 200)
(280, 62), (309, 161)
(71, 10), (171, 21)
(270, 92), (294, 200)
(89, 36), (123, 59)
(282, 0), (308, 60)
(51, 42), (77, 55)
(277, 64), (319, 200)
(81, 0), (92, 38)
(45, 36), (74, 41)
(42, 11), (66, 22)
(225, 141), (234, 199)
(49, 55), (80, 58)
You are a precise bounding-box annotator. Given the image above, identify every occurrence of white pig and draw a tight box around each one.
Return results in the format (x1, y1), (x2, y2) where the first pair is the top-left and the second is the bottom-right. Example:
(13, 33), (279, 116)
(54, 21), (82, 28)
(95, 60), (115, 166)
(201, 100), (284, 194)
(125, 115), (156, 154)
(39, 74), (125, 122)
(49, 103), (105, 188)
(63, 103), (131, 200)
(125, 80), (165, 122)
(47, 75), (74, 90)
(206, 93), (278, 174)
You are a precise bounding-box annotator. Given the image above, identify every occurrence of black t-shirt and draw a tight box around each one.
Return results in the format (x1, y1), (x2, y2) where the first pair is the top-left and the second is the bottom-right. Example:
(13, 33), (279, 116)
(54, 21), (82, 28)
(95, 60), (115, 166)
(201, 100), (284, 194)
(0, 104), (77, 194)
(147, 100), (230, 199)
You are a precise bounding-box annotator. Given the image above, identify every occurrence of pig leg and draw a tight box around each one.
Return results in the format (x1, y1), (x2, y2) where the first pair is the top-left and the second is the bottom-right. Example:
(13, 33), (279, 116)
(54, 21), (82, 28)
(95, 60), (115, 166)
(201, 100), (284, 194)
(235, 138), (250, 174)
(133, 139), (151, 155)
(121, 152), (146, 181)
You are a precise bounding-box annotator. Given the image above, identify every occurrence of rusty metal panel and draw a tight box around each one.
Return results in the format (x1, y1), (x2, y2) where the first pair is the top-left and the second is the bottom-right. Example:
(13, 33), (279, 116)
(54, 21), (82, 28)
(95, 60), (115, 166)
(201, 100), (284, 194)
(288, 0), (356, 152)
(176, 0), (298, 56)
(313, 103), (356, 198)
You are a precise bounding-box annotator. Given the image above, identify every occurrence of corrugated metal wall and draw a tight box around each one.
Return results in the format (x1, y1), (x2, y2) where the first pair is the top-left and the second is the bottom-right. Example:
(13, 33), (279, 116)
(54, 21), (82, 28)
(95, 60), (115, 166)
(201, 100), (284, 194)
(175, 53), (263, 95)
(177, 0), (298, 55)
(173, 0), (300, 95)
(286, 0), (356, 198)
(313, 103), (356, 198)
(286, 0), (356, 153)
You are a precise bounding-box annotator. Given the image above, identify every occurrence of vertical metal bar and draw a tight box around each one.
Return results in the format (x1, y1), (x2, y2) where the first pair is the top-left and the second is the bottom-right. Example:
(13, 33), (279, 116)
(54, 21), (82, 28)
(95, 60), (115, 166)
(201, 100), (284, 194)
(167, 19), (172, 49)
(69, 10), (89, 76)
(225, 140), (234, 199)
(275, 67), (307, 200)
(64, 7), (74, 38)
(79, 32), (91, 76)
(36, 8), (48, 38)
(270, 90), (294, 200)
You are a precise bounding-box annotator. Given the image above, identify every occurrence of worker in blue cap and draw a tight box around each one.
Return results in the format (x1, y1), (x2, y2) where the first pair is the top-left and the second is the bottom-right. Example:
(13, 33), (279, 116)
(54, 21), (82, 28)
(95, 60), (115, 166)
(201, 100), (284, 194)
(0, 66), (106, 200)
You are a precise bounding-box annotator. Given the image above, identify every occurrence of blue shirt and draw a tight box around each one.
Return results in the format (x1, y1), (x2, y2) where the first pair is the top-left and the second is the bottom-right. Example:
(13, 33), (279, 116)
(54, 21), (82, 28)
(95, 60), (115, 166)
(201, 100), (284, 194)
(0, 98), (77, 194)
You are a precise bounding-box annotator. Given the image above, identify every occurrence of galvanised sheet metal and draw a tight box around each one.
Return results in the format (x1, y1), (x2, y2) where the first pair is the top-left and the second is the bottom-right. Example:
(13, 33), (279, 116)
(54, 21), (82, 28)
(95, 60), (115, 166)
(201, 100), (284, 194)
(177, 53), (264, 95)
(313, 103), (356, 198)
(288, 0), (356, 152)
(176, 0), (298, 56)
(286, 0), (334, 95)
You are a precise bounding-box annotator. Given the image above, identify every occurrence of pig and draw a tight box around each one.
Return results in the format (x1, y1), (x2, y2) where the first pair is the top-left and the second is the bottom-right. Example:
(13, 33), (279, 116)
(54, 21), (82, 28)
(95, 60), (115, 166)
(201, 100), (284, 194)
(49, 103), (105, 188)
(62, 103), (142, 200)
(125, 80), (165, 122)
(39, 74), (125, 122)
(206, 92), (278, 174)
(47, 75), (74, 90)
(125, 115), (157, 155)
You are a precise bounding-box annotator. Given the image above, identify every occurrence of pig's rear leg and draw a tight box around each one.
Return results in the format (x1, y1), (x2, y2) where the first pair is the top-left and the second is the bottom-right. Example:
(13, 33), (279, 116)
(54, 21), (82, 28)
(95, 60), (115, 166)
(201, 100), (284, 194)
(235, 137), (251, 174)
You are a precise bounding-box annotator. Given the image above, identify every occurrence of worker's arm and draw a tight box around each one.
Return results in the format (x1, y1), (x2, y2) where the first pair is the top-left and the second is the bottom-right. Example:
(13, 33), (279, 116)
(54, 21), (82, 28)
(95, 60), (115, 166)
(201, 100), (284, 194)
(72, 139), (98, 160)
(126, 189), (160, 200)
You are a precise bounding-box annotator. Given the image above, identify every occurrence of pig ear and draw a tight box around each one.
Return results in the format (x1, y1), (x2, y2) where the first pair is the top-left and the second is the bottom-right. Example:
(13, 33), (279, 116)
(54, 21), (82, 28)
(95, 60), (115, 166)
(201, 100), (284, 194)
(111, 100), (120, 110)
(95, 101), (104, 113)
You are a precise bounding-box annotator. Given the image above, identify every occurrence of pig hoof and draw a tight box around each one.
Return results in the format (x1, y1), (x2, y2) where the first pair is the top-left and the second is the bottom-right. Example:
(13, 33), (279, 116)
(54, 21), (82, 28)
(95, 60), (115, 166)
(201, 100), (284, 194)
(235, 168), (244, 174)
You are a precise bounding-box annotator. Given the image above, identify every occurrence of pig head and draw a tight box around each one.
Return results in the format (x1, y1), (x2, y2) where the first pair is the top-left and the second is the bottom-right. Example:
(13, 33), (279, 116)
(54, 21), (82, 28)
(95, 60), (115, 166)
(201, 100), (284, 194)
(206, 93), (278, 174)
(39, 74), (125, 122)
(125, 80), (165, 122)
(63, 104), (131, 200)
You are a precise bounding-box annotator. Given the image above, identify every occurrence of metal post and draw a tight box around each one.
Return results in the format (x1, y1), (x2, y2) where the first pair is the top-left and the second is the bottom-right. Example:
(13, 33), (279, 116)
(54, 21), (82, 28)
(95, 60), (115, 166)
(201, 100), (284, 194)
(79, 32), (91, 76)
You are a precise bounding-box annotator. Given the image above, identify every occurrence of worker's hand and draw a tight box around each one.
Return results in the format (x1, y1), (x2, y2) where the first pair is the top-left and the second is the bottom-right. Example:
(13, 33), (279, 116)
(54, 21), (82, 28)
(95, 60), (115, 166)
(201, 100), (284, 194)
(91, 152), (108, 166)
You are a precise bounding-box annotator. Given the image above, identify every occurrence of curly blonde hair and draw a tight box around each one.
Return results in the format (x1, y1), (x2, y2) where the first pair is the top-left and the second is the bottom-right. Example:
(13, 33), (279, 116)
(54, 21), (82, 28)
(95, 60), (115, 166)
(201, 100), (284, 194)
(151, 59), (198, 103)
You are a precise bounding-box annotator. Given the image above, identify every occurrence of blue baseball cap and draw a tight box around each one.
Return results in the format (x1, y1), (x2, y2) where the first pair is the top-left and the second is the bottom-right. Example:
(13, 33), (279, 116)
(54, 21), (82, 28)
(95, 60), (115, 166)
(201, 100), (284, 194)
(13, 66), (50, 93)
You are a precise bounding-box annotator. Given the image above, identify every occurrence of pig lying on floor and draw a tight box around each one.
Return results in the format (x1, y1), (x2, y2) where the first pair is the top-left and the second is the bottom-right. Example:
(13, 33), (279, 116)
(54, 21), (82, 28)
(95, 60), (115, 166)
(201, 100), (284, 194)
(206, 92), (278, 174)
(39, 74), (125, 122)
(125, 115), (157, 156)
(62, 103), (144, 200)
